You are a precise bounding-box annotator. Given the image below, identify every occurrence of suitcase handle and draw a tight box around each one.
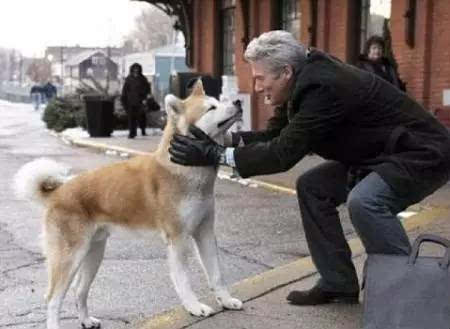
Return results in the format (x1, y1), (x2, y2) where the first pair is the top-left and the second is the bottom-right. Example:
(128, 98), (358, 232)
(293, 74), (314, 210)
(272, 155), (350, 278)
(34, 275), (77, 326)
(408, 234), (450, 269)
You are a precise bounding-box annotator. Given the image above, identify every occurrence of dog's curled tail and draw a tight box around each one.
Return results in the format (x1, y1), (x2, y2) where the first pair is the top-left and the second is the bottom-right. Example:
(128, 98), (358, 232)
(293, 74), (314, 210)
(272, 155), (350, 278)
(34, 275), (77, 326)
(13, 158), (72, 205)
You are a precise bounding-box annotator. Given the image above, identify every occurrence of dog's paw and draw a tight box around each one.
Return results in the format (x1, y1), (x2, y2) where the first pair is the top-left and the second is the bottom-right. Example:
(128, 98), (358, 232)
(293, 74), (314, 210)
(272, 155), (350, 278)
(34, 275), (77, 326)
(81, 317), (101, 329)
(184, 302), (214, 317)
(217, 296), (243, 310)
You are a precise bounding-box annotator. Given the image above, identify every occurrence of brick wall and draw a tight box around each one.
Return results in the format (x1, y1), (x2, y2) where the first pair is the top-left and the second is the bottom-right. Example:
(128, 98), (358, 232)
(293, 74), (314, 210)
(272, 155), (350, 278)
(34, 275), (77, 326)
(190, 0), (450, 129)
(391, 0), (431, 106)
(328, 0), (351, 60)
(428, 0), (450, 120)
(391, 0), (450, 127)
(192, 0), (219, 75)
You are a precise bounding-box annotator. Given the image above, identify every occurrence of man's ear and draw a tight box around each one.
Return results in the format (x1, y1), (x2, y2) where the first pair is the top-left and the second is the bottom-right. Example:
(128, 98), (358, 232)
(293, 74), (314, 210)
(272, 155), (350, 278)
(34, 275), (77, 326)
(283, 65), (294, 81)
(164, 94), (184, 118)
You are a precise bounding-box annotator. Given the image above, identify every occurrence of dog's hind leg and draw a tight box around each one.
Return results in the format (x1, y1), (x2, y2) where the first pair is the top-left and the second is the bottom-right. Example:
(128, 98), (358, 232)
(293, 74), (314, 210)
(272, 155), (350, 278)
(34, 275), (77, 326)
(44, 224), (92, 329)
(193, 212), (242, 310)
(167, 236), (214, 317)
(74, 233), (108, 329)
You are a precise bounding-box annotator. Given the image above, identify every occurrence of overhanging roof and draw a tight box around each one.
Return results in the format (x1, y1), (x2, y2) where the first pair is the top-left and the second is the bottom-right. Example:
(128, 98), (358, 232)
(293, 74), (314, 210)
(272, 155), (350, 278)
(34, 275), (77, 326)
(132, 0), (193, 67)
(65, 50), (106, 67)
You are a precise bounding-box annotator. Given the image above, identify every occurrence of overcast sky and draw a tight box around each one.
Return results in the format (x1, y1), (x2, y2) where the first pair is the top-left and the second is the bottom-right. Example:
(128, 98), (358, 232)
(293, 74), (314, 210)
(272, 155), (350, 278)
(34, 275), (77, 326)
(371, 0), (391, 17)
(0, 0), (149, 57)
(0, 0), (391, 58)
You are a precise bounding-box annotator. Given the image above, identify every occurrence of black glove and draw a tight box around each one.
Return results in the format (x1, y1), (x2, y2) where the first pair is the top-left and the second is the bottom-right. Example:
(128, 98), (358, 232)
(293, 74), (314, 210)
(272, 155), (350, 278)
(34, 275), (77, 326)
(169, 125), (225, 166)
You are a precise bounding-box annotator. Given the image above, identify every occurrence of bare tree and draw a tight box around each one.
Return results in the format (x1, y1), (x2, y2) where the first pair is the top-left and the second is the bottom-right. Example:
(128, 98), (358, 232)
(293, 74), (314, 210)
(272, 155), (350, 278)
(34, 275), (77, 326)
(26, 58), (52, 83)
(122, 39), (137, 55)
(0, 48), (10, 82)
(0, 49), (24, 82)
(123, 7), (174, 52)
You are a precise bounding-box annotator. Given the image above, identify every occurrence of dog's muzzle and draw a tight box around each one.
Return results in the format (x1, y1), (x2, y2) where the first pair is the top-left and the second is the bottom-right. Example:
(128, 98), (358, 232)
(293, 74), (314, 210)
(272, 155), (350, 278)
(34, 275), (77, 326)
(217, 100), (243, 128)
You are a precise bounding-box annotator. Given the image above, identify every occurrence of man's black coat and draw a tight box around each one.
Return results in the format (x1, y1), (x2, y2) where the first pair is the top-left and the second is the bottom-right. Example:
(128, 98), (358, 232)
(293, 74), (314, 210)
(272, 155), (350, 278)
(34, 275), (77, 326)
(120, 63), (151, 109)
(234, 50), (450, 196)
(356, 55), (406, 91)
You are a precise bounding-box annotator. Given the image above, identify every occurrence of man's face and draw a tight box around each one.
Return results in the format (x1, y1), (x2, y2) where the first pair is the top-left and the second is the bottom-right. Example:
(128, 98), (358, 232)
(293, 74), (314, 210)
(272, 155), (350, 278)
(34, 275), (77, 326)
(131, 69), (139, 77)
(250, 60), (294, 106)
(368, 43), (383, 61)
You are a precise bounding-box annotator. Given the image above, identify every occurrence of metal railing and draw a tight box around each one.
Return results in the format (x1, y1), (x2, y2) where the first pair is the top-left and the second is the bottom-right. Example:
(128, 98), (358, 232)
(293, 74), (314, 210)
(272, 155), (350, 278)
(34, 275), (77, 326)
(0, 82), (31, 103)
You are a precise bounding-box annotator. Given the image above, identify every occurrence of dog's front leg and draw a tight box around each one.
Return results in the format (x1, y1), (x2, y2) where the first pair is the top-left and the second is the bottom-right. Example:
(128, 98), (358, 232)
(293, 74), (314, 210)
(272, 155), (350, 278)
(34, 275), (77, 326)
(168, 236), (214, 317)
(74, 238), (107, 329)
(193, 214), (243, 311)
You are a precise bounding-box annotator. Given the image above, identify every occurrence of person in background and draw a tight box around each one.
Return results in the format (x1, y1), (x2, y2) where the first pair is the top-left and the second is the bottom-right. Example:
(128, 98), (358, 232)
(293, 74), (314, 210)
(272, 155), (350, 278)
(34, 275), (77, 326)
(30, 84), (43, 110)
(169, 30), (450, 307)
(356, 35), (406, 91)
(42, 81), (57, 103)
(120, 63), (151, 139)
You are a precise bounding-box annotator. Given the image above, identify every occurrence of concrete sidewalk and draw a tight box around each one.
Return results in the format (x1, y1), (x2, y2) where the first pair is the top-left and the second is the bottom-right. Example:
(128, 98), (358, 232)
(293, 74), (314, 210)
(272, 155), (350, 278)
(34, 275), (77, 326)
(58, 128), (450, 329)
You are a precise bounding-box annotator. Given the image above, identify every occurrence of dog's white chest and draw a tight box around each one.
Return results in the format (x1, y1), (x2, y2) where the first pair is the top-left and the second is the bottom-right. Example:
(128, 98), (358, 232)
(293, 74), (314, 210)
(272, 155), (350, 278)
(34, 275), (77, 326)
(178, 196), (214, 233)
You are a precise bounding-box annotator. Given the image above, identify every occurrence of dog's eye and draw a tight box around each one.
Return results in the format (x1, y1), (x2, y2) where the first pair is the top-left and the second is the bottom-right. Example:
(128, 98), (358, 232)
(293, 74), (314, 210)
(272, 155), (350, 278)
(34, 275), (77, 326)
(207, 106), (217, 112)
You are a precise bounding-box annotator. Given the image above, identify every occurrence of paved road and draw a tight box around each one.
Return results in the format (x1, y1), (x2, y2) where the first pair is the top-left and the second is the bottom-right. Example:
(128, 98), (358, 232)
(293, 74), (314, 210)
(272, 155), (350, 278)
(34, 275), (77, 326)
(0, 101), (354, 328)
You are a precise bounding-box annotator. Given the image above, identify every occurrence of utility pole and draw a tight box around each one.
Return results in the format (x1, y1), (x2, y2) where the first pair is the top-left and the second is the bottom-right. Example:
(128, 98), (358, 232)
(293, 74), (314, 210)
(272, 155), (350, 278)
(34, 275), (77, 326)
(106, 46), (111, 94)
(60, 46), (64, 95)
(9, 50), (15, 82)
(18, 54), (23, 85)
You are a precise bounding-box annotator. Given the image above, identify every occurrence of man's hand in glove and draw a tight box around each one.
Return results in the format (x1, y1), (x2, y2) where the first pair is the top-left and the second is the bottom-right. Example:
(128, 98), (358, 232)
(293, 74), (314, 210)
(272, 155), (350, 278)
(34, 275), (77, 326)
(169, 125), (225, 166)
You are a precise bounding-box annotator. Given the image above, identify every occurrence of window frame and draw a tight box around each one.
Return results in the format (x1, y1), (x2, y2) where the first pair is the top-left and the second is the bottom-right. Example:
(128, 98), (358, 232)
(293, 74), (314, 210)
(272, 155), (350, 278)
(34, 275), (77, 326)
(221, 0), (236, 76)
(280, 0), (301, 40)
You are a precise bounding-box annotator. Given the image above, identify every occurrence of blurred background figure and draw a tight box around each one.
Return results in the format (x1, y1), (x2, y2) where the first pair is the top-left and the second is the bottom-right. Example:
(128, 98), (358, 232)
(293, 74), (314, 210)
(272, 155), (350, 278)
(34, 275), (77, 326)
(30, 84), (43, 110)
(120, 63), (151, 139)
(42, 81), (57, 104)
(356, 35), (406, 91)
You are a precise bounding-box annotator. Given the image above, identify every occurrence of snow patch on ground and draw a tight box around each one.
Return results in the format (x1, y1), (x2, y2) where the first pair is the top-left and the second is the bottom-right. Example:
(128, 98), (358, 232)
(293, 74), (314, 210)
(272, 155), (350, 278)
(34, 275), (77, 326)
(0, 100), (34, 110)
(218, 171), (258, 188)
(60, 127), (162, 140)
(397, 211), (418, 219)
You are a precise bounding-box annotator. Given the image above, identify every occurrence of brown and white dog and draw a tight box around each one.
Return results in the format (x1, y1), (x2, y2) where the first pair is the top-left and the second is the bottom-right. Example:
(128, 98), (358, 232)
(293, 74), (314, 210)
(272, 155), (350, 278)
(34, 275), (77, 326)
(13, 80), (243, 329)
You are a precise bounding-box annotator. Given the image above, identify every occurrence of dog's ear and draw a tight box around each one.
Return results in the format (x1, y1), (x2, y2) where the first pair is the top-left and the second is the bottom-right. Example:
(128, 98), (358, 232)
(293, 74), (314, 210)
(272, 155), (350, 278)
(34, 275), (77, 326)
(164, 94), (184, 118)
(190, 79), (205, 97)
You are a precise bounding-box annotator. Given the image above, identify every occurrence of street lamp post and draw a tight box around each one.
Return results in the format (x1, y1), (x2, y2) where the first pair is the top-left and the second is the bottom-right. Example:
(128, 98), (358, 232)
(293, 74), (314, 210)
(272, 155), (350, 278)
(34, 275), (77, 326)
(60, 46), (64, 95)
(47, 54), (54, 84)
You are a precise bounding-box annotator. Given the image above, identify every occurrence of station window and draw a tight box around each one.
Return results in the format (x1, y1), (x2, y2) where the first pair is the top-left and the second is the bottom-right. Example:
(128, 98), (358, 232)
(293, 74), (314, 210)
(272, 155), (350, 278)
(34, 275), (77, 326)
(281, 0), (301, 40)
(222, 0), (236, 75)
(359, 0), (392, 53)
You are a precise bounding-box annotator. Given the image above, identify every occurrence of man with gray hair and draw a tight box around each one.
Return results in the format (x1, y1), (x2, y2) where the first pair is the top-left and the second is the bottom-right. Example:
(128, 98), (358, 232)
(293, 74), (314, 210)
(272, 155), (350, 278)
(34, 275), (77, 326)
(169, 31), (450, 306)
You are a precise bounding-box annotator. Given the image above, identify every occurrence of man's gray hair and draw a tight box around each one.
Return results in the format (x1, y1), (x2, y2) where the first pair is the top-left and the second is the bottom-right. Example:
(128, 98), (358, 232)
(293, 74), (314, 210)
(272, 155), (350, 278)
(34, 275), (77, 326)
(244, 30), (308, 75)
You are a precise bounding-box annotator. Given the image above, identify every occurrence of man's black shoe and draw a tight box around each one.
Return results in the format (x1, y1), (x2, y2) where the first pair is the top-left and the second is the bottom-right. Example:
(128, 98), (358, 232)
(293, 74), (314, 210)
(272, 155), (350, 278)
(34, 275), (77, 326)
(286, 285), (359, 305)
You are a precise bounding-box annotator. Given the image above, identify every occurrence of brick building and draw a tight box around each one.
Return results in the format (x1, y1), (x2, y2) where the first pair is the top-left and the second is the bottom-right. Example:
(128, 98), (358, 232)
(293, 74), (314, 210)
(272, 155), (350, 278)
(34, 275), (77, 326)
(139, 0), (450, 129)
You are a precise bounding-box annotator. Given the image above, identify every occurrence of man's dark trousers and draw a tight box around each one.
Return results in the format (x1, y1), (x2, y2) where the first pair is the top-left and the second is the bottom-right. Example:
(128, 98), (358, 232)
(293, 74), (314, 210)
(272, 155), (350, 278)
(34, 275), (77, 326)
(127, 105), (147, 137)
(296, 160), (449, 293)
(127, 106), (138, 137)
(138, 109), (147, 135)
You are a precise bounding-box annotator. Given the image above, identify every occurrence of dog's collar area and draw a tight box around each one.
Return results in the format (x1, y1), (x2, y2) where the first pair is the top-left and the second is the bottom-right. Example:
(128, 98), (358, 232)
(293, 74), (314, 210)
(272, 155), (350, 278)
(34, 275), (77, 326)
(217, 117), (233, 128)
(217, 109), (243, 128)
(170, 119), (181, 136)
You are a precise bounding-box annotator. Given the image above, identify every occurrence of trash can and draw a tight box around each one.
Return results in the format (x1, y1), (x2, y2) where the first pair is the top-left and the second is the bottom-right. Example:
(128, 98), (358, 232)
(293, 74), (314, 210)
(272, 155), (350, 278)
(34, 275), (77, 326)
(84, 96), (114, 137)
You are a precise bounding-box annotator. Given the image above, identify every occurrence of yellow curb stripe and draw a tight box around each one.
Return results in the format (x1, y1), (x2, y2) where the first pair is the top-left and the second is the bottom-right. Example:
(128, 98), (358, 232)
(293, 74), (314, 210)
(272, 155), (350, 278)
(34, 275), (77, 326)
(67, 136), (297, 196)
(71, 139), (150, 157)
(138, 206), (450, 329)
(217, 169), (297, 195)
(58, 135), (450, 328)
(247, 179), (297, 195)
(401, 206), (449, 232)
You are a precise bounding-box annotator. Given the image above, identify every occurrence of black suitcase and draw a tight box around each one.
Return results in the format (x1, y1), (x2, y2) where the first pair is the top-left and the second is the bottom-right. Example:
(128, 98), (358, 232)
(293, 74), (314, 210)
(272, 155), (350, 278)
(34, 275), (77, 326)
(363, 234), (450, 329)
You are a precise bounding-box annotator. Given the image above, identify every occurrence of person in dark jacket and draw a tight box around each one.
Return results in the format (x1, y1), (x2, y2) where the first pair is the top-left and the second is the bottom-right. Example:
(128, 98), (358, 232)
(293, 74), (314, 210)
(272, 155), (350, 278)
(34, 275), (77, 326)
(30, 84), (43, 110)
(356, 35), (406, 91)
(42, 81), (57, 103)
(120, 63), (151, 138)
(169, 31), (450, 306)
